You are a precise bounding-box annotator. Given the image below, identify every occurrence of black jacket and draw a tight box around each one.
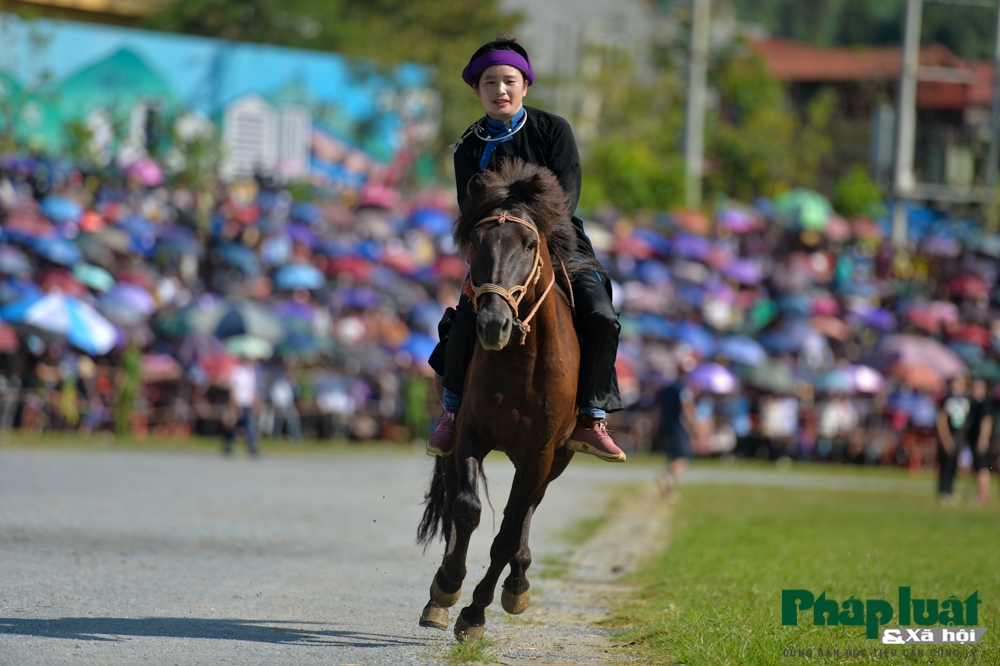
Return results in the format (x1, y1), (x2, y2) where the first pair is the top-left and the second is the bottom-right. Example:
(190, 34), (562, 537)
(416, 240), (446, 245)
(453, 106), (595, 257)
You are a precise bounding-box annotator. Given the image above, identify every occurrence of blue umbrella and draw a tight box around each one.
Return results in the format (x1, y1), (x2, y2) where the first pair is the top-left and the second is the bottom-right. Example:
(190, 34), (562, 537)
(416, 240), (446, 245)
(631, 227), (671, 256)
(30, 236), (82, 266)
(401, 332), (438, 364)
(260, 234), (292, 267)
(410, 208), (453, 236)
(776, 293), (812, 317)
(636, 312), (673, 340)
(671, 321), (716, 357)
(635, 260), (671, 286)
(41, 196), (83, 224)
(0, 277), (41, 304)
(0, 292), (116, 355)
(217, 243), (261, 276)
(274, 263), (325, 290)
(0, 245), (32, 275)
(119, 215), (159, 255)
(717, 335), (767, 366)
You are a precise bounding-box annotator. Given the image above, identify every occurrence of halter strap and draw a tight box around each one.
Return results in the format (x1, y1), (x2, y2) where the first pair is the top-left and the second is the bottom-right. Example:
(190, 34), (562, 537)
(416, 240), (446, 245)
(464, 210), (554, 345)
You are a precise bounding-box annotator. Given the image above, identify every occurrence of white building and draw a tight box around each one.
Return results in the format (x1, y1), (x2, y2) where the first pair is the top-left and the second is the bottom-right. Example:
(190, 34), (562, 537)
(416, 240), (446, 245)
(220, 93), (311, 181)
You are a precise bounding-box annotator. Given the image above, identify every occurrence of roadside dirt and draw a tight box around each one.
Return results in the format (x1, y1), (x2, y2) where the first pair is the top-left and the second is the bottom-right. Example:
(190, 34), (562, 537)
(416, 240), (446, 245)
(481, 481), (672, 665)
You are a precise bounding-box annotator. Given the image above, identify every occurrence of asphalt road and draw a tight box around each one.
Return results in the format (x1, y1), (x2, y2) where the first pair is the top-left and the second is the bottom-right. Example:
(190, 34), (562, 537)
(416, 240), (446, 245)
(0, 447), (656, 665)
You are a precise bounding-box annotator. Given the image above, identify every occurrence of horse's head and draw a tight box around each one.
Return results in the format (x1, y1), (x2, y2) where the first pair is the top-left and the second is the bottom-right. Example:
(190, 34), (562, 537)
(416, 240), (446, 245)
(467, 209), (543, 350)
(456, 159), (574, 350)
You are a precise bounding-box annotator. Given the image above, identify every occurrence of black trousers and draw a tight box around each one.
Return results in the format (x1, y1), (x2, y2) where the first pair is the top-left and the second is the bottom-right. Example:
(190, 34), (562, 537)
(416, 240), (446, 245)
(937, 443), (959, 495)
(432, 267), (623, 414)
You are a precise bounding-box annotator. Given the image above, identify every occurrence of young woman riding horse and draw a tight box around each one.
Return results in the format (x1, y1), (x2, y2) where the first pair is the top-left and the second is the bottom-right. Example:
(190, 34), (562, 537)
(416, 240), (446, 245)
(417, 157), (601, 641)
(427, 32), (625, 463)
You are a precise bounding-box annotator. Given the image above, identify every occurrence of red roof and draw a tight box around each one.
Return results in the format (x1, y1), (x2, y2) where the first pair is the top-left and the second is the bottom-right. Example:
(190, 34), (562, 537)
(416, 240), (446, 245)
(751, 37), (992, 111)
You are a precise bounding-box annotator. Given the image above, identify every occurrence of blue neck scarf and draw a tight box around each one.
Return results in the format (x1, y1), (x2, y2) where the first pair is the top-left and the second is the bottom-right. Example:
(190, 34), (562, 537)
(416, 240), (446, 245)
(479, 107), (526, 171)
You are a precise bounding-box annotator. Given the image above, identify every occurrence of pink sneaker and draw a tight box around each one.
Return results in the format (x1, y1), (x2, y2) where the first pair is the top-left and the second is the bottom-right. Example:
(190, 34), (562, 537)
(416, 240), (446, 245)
(567, 418), (626, 462)
(427, 411), (457, 457)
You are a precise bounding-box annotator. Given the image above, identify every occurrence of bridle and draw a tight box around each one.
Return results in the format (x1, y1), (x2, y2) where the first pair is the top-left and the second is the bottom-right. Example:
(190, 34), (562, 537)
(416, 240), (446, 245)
(463, 210), (556, 345)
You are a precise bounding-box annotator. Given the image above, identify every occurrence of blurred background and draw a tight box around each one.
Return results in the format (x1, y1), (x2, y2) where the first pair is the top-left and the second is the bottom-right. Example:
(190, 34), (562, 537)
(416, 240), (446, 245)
(0, 0), (999, 471)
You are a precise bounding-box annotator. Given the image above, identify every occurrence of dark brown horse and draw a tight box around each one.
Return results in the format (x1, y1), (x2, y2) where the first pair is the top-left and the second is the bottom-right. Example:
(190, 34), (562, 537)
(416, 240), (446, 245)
(416, 158), (601, 641)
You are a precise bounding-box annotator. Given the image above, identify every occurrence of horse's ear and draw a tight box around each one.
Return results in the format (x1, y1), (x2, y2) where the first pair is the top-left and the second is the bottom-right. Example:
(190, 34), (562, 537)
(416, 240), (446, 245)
(466, 173), (488, 200)
(509, 172), (548, 205)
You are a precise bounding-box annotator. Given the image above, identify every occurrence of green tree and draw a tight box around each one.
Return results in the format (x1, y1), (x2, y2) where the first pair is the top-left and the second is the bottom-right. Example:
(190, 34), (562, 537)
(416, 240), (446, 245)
(144, 0), (520, 170)
(705, 47), (833, 201)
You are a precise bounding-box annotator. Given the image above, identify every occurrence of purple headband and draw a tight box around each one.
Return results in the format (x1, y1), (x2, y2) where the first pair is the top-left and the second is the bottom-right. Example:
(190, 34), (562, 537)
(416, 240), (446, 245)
(461, 49), (535, 86)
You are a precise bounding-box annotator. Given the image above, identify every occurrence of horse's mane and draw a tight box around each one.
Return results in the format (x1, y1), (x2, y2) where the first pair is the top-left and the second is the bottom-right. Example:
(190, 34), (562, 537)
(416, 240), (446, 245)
(454, 158), (601, 277)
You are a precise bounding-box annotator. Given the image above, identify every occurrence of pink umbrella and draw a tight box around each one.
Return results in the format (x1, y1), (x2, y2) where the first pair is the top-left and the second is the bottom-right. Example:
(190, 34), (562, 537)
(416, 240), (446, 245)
(868, 334), (966, 379)
(715, 207), (760, 234)
(123, 157), (165, 187)
(847, 364), (884, 394)
(906, 301), (959, 334)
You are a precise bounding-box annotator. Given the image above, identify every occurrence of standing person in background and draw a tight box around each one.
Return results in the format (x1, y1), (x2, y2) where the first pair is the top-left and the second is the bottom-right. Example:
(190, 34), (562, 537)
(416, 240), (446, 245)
(968, 377), (994, 507)
(225, 360), (260, 457)
(115, 339), (142, 438)
(936, 375), (971, 506)
(654, 362), (697, 500)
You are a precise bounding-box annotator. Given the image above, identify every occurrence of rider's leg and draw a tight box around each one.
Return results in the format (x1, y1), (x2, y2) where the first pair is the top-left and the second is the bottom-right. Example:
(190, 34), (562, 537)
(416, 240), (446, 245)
(428, 293), (477, 456)
(566, 269), (626, 462)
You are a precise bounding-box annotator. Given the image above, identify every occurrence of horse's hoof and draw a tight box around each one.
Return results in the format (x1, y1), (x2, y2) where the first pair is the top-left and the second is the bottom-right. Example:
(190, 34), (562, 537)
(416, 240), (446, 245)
(454, 615), (485, 642)
(501, 588), (530, 615)
(419, 601), (449, 630)
(431, 578), (461, 608)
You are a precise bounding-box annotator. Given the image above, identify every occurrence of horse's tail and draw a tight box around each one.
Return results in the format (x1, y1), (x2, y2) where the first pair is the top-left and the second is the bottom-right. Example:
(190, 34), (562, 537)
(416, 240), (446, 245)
(416, 455), (449, 549)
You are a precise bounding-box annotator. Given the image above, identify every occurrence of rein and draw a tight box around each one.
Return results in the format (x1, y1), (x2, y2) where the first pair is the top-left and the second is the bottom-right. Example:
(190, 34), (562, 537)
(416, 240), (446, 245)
(463, 210), (556, 345)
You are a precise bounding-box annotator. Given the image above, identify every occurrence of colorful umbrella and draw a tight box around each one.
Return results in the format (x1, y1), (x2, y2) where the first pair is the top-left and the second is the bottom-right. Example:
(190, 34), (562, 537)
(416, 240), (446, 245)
(716, 335), (767, 366)
(720, 258), (763, 285)
(274, 263), (325, 290)
(30, 236), (82, 266)
(688, 362), (738, 394)
(38, 269), (86, 297)
(142, 353), (183, 382)
(0, 292), (116, 355)
(868, 334), (966, 379)
(225, 334), (274, 360)
(715, 207), (760, 234)
(73, 263), (115, 293)
(122, 157), (165, 187)
(0, 245), (32, 275)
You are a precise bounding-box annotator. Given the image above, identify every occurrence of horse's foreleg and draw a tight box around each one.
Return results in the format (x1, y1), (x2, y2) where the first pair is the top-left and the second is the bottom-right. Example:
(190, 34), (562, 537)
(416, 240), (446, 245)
(502, 446), (574, 615)
(454, 459), (550, 641)
(421, 451), (481, 630)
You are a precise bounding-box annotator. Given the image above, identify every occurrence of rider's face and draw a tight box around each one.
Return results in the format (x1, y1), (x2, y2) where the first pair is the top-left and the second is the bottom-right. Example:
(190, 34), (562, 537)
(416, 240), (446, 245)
(474, 65), (528, 123)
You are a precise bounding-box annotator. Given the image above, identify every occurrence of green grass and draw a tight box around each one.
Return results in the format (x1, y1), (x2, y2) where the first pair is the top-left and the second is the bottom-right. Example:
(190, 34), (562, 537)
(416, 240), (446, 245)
(608, 473), (1000, 665)
(445, 636), (496, 664)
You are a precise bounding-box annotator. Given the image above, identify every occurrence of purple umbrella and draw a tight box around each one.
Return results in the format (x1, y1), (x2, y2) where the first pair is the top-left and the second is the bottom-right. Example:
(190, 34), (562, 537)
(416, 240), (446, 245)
(105, 282), (157, 315)
(688, 362), (738, 394)
(715, 207), (760, 234)
(635, 260), (671, 286)
(671, 233), (713, 262)
(286, 222), (319, 248)
(720, 258), (763, 285)
(271, 299), (315, 323)
(921, 235), (961, 258)
(861, 307), (896, 331)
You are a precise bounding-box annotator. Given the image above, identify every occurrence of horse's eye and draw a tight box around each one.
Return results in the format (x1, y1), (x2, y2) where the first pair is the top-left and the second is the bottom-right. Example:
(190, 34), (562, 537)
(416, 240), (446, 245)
(525, 240), (537, 252)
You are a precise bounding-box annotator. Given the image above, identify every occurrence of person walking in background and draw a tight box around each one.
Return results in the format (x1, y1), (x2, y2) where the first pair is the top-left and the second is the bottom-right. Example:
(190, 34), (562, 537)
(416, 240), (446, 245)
(268, 368), (301, 441)
(225, 360), (260, 457)
(936, 375), (972, 506)
(968, 377), (994, 507)
(654, 362), (697, 500)
(115, 339), (142, 438)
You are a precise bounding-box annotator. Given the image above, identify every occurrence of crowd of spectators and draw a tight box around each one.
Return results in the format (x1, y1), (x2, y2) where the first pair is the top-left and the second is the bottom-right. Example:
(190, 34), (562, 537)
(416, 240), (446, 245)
(2, 154), (999, 475)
